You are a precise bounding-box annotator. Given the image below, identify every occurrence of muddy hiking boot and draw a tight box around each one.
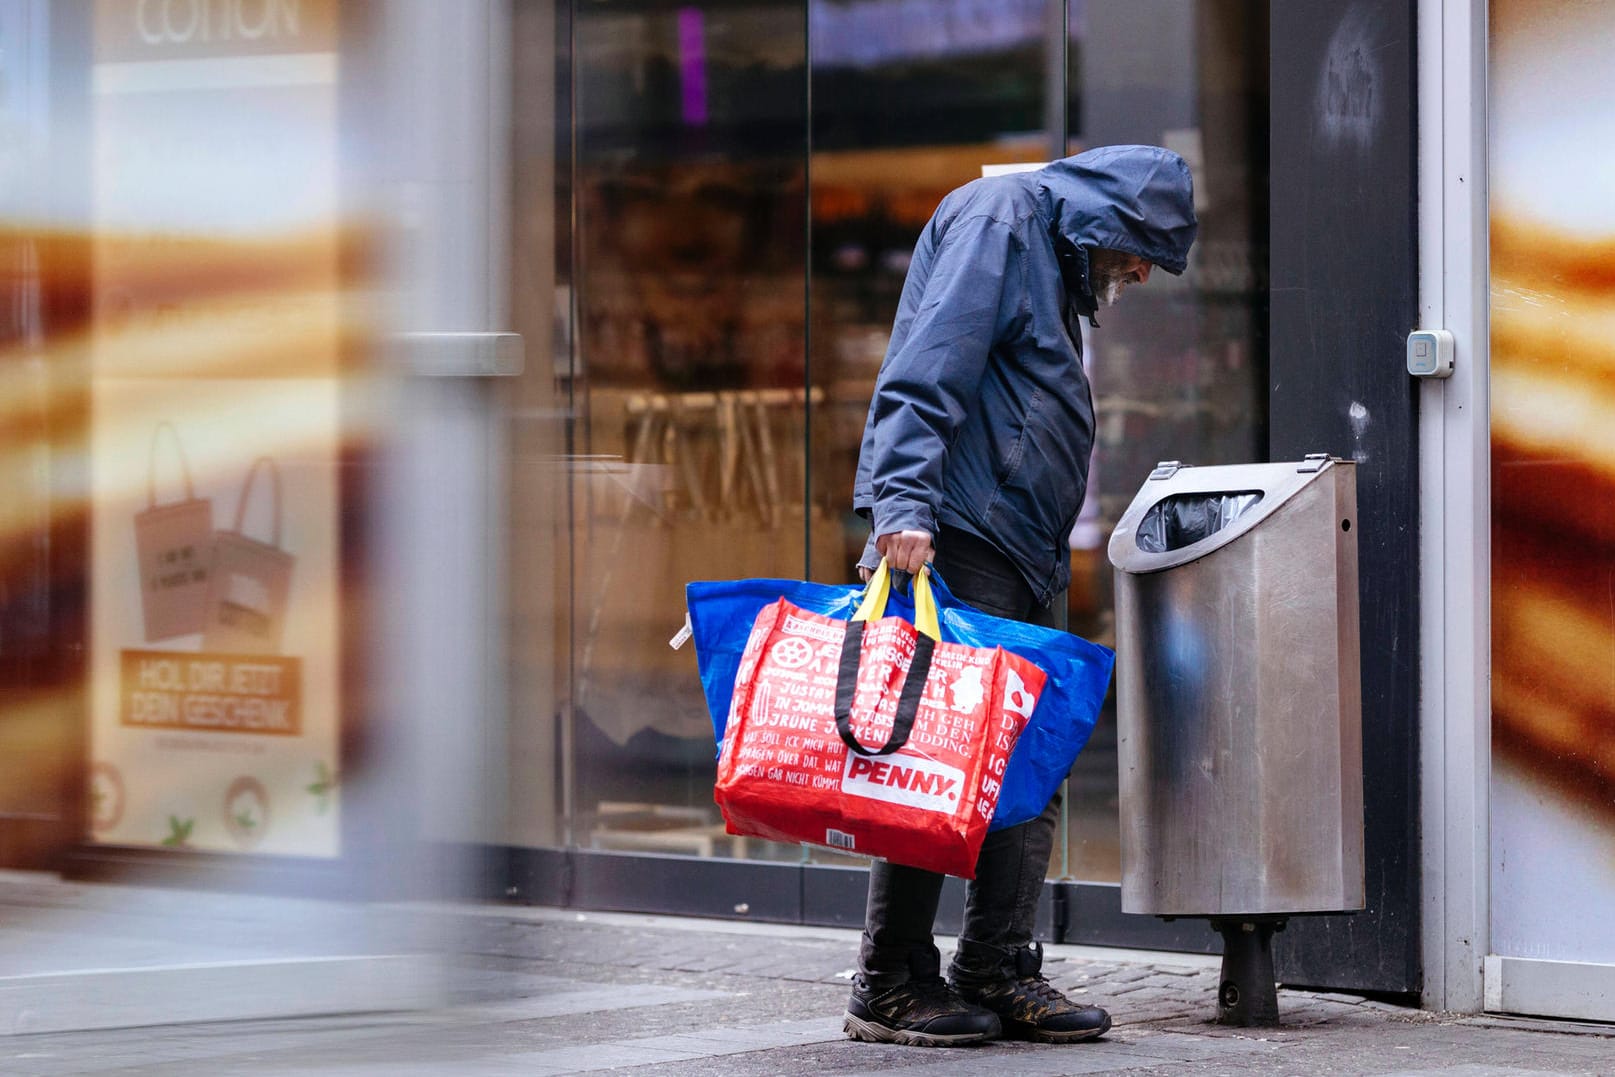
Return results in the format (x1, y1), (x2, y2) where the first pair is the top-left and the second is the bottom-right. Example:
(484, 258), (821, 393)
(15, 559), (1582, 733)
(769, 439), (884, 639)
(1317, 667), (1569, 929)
(951, 942), (1112, 1043)
(843, 975), (1001, 1046)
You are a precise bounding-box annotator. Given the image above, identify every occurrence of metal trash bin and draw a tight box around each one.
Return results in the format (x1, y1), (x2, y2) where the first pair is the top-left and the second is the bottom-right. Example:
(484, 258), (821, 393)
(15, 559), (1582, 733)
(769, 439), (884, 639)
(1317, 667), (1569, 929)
(1106, 454), (1363, 1023)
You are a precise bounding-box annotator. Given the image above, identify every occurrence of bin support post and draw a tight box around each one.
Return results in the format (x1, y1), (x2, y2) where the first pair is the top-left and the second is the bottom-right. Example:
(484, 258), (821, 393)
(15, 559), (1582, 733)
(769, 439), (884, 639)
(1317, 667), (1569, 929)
(1210, 918), (1285, 1026)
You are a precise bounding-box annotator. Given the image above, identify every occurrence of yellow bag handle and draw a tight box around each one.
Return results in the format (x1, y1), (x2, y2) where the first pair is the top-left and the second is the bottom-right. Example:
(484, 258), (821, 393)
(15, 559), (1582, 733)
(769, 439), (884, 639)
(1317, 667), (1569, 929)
(852, 559), (892, 624)
(911, 565), (941, 641)
(853, 558), (941, 642)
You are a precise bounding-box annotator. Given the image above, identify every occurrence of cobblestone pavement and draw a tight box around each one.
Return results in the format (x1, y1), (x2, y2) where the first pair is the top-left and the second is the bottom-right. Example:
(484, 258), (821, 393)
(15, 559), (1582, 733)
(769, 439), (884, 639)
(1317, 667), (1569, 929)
(8, 906), (1615, 1076)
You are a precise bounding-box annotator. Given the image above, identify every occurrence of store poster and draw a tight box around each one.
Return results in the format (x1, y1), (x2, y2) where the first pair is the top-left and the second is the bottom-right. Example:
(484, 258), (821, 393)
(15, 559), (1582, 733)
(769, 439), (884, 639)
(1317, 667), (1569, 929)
(86, 0), (347, 857)
(1490, 0), (1615, 962)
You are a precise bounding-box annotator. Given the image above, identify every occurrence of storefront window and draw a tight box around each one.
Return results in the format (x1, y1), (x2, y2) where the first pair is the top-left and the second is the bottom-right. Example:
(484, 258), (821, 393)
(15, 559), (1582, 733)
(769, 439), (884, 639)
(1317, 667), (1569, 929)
(556, 0), (811, 860)
(511, 0), (1268, 884)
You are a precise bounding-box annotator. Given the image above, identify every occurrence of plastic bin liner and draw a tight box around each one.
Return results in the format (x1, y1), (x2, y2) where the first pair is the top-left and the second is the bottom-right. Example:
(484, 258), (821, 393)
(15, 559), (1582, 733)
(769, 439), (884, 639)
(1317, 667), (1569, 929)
(1135, 491), (1263, 553)
(687, 568), (1114, 832)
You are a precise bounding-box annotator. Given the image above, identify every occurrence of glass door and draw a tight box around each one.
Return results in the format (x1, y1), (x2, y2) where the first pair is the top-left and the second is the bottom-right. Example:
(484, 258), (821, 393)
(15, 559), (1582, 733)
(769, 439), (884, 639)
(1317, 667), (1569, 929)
(508, 0), (812, 861)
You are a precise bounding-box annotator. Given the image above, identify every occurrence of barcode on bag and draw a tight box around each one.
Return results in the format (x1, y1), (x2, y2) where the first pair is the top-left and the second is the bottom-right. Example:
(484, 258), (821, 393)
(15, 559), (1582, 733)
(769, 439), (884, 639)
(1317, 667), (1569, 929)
(825, 829), (856, 851)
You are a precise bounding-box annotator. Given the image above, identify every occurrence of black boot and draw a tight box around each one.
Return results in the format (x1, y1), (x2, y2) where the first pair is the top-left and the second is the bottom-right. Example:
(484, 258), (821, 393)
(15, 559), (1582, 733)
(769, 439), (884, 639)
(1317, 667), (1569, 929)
(844, 975), (1001, 1047)
(951, 942), (1111, 1043)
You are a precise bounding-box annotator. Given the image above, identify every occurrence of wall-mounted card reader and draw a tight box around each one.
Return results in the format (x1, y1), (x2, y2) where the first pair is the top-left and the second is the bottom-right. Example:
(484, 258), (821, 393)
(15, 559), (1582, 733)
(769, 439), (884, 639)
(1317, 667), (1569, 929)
(1407, 329), (1454, 379)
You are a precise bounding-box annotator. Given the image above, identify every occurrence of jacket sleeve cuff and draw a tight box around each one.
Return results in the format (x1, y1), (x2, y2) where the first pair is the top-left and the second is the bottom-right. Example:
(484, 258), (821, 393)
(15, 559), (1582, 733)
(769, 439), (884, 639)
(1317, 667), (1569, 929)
(870, 500), (936, 540)
(855, 533), (880, 573)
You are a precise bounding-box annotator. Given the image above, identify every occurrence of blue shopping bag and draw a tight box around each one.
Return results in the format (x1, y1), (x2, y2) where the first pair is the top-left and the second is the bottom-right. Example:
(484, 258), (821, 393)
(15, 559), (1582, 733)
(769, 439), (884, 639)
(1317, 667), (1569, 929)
(686, 563), (1114, 831)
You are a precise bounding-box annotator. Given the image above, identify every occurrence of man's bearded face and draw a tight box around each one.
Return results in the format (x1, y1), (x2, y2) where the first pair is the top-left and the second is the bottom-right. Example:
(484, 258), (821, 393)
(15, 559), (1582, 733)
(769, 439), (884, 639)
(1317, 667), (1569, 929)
(1092, 267), (1129, 307)
(1088, 249), (1155, 306)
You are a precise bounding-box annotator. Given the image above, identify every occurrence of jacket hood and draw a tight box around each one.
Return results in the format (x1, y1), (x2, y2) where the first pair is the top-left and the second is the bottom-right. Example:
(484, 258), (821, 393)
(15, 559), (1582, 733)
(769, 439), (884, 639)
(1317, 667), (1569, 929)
(1036, 145), (1198, 277)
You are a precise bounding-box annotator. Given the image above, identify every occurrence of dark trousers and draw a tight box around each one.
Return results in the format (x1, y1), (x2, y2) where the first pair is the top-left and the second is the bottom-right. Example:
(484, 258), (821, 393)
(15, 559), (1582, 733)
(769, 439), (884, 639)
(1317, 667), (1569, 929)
(857, 527), (1066, 989)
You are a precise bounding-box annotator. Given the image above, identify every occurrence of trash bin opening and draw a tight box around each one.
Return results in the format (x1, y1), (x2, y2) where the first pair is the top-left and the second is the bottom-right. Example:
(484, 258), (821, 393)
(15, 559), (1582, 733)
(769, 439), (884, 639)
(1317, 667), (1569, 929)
(1135, 491), (1264, 553)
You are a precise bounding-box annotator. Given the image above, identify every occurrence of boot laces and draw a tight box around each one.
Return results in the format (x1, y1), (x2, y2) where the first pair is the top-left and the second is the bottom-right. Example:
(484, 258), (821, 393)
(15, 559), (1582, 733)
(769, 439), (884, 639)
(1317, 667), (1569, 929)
(907, 974), (954, 1002)
(879, 974), (974, 1023)
(1017, 973), (1068, 1007)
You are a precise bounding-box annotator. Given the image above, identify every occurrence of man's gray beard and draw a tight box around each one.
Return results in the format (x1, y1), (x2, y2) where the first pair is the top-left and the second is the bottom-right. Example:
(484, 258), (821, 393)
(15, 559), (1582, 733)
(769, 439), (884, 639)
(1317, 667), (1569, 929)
(1093, 273), (1127, 307)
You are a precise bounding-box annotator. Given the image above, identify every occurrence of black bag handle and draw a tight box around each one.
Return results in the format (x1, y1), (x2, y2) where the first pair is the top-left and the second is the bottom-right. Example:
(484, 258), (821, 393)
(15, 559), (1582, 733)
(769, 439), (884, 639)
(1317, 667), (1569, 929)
(832, 618), (936, 757)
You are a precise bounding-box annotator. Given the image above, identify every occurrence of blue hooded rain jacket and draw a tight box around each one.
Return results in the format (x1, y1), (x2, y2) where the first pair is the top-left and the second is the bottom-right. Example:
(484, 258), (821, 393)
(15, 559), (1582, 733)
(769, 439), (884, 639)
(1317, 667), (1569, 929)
(853, 145), (1199, 606)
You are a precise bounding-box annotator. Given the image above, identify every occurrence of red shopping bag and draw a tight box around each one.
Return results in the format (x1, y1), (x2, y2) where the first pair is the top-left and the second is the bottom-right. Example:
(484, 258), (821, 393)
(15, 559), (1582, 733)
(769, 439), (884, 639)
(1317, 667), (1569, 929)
(714, 562), (1046, 878)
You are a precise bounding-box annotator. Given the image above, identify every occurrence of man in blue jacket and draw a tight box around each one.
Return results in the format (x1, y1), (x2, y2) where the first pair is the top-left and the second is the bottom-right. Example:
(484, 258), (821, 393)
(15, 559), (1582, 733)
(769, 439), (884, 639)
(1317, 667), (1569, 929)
(843, 145), (1198, 1047)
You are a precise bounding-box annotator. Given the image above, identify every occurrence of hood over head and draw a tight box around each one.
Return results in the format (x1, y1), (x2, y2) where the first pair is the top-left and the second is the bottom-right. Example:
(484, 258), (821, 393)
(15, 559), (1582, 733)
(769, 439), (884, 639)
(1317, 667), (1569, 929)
(1037, 145), (1199, 286)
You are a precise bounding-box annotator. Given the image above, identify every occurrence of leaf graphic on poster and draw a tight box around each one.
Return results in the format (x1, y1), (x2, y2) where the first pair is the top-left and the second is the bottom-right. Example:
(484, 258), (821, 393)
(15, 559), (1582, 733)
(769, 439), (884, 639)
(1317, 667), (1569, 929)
(234, 809), (257, 832)
(161, 815), (194, 848)
(306, 760), (338, 814)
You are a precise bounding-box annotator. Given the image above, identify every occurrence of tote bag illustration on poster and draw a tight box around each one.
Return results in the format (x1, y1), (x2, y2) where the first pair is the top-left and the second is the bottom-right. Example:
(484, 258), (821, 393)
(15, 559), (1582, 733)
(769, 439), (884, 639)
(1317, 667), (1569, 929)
(202, 457), (294, 655)
(134, 422), (214, 641)
(713, 562), (1046, 878)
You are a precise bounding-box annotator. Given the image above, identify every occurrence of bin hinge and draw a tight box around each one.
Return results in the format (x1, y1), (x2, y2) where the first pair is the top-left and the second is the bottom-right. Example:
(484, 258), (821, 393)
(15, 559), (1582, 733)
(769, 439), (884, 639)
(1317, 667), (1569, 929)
(1297, 453), (1334, 473)
(1148, 460), (1185, 480)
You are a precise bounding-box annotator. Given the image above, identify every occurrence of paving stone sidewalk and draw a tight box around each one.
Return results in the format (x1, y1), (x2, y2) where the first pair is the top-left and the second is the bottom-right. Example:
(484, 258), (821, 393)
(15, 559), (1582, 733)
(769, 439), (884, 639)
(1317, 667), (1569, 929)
(8, 905), (1615, 1075)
